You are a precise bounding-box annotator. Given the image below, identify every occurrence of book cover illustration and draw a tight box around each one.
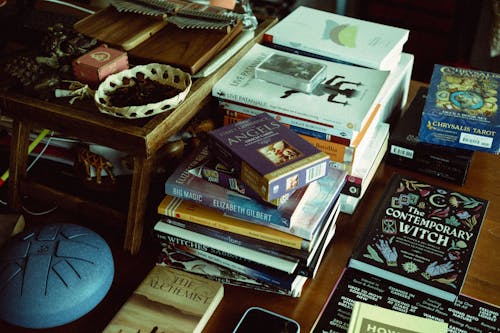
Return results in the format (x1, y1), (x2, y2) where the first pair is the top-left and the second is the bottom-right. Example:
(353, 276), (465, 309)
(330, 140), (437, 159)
(164, 144), (346, 237)
(208, 113), (330, 201)
(262, 6), (409, 70)
(311, 267), (500, 333)
(212, 43), (389, 141)
(347, 301), (448, 333)
(103, 265), (223, 333)
(418, 64), (500, 154)
(388, 87), (474, 185)
(349, 173), (488, 302)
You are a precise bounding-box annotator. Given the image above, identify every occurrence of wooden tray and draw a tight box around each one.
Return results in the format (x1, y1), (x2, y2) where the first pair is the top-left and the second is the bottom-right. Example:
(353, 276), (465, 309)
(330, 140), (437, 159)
(73, 6), (168, 51)
(128, 20), (243, 74)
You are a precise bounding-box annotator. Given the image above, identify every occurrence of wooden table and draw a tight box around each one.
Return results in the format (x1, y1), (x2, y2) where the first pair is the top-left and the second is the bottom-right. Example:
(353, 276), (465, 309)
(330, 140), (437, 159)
(0, 81), (497, 332)
(0, 18), (277, 255)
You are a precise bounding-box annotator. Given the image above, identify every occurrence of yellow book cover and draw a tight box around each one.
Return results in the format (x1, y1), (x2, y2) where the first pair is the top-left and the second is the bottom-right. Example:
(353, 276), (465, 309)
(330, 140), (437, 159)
(103, 265), (224, 333)
(348, 301), (448, 333)
(157, 195), (309, 251)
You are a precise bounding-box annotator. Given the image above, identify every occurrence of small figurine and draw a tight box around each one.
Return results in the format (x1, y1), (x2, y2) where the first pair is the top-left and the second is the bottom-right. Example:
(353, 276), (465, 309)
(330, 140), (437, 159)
(75, 146), (116, 184)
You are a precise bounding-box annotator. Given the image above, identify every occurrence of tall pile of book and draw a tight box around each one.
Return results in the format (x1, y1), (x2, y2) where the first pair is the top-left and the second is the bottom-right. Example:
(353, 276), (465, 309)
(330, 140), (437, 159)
(212, 6), (414, 214)
(153, 113), (347, 297)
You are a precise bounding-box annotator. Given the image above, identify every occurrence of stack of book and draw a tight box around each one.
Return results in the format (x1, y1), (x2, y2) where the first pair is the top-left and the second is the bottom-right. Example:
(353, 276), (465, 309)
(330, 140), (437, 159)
(153, 114), (347, 297)
(387, 87), (475, 185)
(417, 64), (500, 155)
(212, 6), (414, 213)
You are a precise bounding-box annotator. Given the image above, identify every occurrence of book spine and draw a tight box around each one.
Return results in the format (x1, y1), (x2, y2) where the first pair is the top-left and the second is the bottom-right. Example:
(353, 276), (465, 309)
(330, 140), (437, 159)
(154, 220), (298, 273)
(223, 114), (354, 164)
(155, 236), (299, 290)
(158, 196), (310, 250)
(220, 100), (353, 145)
(164, 176), (291, 228)
(161, 216), (309, 262)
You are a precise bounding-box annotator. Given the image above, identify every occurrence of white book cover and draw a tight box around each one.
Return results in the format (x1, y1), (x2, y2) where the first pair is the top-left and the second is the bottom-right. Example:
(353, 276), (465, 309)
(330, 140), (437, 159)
(212, 43), (390, 139)
(263, 6), (409, 70)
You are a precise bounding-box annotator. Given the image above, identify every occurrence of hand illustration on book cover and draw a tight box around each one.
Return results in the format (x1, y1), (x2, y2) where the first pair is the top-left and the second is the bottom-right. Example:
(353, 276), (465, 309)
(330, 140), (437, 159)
(350, 174), (488, 301)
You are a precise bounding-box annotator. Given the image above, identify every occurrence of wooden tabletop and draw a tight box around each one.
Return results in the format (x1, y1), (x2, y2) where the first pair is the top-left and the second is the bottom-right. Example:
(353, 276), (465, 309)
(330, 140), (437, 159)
(0, 82), (498, 332)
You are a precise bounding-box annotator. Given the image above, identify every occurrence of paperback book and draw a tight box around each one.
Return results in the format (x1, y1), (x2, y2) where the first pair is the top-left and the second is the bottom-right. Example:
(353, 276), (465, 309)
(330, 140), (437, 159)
(207, 113), (330, 201)
(212, 43), (390, 142)
(349, 173), (489, 302)
(387, 87), (474, 185)
(311, 267), (500, 333)
(156, 243), (306, 297)
(102, 265), (223, 333)
(418, 64), (500, 154)
(347, 301), (448, 333)
(153, 221), (305, 291)
(164, 144), (346, 236)
(262, 6), (409, 70)
(157, 198), (341, 278)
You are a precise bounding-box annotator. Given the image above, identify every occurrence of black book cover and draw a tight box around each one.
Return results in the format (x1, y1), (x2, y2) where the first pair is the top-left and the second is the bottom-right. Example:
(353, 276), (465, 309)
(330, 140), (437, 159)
(387, 87), (474, 185)
(348, 173), (488, 302)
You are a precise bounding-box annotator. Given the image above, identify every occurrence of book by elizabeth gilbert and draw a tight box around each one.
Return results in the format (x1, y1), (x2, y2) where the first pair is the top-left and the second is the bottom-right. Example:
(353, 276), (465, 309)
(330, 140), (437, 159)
(349, 173), (489, 302)
(212, 43), (390, 143)
(208, 113), (330, 202)
(163, 144), (346, 239)
(262, 6), (409, 71)
(102, 265), (223, 333)
(418, 64), (500, 154)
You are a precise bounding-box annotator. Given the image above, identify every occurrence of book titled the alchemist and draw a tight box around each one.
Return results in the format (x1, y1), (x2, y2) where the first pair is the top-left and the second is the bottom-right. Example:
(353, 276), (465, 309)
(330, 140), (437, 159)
(102, 265), (224, 333)
(418, 64), (500, 154)
(349, 173), (488, 302)
(207, 113), (330, 201)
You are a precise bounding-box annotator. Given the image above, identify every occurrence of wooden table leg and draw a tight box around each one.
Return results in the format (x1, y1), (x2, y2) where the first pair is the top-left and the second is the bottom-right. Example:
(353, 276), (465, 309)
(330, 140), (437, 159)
(7, 120), (31, 211)
(124, 154), (154, 255)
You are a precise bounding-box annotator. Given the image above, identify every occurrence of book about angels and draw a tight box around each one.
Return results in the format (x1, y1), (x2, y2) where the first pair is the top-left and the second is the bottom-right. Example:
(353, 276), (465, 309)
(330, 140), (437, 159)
(103, 265), (223, 333)
(418, 64), (500, 154)
(212, 43), (390, 142)
(207, 113), (330, 201)
(262, 6), (409, 70)
(348, 173), (488, 302)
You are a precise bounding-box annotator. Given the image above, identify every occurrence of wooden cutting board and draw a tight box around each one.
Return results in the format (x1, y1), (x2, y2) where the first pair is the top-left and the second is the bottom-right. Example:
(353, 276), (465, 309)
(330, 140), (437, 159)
(73, 6), (168, 51)
(128, 19), (243, 74)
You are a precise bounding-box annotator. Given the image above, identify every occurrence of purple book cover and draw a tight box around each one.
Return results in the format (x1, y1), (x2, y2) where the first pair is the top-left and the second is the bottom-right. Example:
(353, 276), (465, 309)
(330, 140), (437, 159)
(164, 144), (346, 238)
(208, 113), (330, 201)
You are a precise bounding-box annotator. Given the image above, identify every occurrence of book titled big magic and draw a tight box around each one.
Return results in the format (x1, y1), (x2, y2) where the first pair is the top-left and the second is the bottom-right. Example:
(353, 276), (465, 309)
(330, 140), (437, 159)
(208, 113), (330, 202)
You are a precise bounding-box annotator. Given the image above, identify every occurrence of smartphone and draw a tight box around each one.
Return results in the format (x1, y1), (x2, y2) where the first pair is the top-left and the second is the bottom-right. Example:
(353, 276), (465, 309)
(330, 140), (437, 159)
(232, 306), (300, 333)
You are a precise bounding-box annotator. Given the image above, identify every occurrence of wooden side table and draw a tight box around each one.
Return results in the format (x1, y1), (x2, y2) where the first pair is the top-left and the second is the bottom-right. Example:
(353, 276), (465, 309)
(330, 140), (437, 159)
(0, 19), (277, 255)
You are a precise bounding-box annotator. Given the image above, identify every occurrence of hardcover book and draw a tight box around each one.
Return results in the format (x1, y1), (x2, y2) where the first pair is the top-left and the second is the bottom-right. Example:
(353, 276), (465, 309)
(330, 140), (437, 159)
(349, 173), (489, 302)
(102, 265), (223, 333)
(212, 43), (390, 142)
(347, 301), (448, 333)
(418, 64), (500, 154)
(164, 144), (346, 235)
(311, 267), (500, 333)
(262, 6), (409, 70)
(207, 113), (330, 201)
(387, 87), (474, 185)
